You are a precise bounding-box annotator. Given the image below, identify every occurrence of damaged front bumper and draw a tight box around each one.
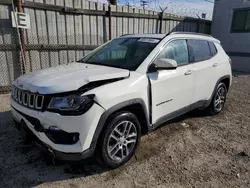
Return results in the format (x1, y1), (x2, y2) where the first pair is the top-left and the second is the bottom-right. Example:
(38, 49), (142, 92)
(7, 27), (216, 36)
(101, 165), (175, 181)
(14, 119), (95, 161)
(11, 98), (105, 161)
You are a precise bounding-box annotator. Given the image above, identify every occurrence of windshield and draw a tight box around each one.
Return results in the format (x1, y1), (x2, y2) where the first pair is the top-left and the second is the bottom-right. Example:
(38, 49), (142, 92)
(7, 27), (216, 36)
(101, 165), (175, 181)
(78, 37), (160, 70)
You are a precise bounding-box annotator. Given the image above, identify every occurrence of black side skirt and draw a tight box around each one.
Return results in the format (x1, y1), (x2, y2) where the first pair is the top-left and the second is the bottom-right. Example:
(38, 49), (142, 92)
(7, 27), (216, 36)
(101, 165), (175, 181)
(152, 100), (208, 129)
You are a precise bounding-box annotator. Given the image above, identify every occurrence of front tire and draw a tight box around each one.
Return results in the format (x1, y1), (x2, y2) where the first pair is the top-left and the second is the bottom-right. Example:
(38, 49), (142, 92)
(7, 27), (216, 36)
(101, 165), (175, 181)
(206, 82), (227, 115)
(97, 111), (141, 168)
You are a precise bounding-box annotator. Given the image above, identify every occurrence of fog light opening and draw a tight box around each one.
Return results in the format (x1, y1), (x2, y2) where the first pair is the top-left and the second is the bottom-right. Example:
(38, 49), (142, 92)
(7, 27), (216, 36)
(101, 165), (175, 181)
(45, 127), (80, 145)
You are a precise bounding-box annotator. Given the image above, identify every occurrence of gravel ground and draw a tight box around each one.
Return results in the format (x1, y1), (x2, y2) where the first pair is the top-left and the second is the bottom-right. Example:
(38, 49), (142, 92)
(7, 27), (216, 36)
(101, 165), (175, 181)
(0, 75), (250, 188)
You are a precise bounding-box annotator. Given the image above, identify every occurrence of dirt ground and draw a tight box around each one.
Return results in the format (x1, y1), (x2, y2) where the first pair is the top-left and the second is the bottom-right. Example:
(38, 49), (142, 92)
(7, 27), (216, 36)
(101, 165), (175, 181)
(0, 75), (250, 188)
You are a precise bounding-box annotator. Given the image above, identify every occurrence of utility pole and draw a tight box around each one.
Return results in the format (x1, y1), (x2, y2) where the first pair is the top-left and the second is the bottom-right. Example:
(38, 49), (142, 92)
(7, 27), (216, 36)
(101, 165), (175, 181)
(140, 0), (148, 9)
(17, 0), (27, 73)
(159, 6), (167, 33)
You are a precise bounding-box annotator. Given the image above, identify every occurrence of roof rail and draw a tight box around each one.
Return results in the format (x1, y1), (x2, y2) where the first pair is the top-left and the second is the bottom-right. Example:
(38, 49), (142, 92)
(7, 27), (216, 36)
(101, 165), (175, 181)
(120, 34), (132, 37)
(170, 32), (212, 38)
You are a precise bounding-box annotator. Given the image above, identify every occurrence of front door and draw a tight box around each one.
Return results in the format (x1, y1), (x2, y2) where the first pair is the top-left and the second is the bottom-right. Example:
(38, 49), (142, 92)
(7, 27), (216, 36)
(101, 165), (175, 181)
(148, 39), (195, 124)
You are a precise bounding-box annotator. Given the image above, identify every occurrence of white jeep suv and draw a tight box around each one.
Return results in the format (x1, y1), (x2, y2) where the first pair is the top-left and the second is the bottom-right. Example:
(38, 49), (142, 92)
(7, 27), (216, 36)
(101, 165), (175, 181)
(11, 32), (232, 168)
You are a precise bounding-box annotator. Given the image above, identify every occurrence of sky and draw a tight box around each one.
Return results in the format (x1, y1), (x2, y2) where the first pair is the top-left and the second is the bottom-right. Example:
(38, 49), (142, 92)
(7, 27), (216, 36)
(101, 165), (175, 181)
(92, 0), (214, 18)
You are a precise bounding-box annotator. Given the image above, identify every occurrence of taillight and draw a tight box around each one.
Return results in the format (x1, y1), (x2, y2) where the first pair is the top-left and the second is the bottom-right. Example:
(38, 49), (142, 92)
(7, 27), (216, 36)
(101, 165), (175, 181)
(229, 58), (232, 65)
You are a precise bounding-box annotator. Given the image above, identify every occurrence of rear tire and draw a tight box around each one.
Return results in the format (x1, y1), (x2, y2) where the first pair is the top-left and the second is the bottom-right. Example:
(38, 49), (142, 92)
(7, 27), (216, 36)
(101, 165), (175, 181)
(96, 111), (141, 169)
(205, 82), (227, 115)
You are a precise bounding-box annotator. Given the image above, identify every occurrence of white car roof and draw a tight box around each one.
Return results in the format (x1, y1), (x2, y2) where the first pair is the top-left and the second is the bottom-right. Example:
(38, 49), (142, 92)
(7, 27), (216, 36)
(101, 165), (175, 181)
(120, 33), (166, 39)
(120, 32), (220, 43)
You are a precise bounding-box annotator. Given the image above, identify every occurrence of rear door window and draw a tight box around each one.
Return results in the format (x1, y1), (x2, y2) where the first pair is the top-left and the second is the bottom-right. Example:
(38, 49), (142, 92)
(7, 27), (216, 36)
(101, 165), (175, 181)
(189, 40), (211, 62)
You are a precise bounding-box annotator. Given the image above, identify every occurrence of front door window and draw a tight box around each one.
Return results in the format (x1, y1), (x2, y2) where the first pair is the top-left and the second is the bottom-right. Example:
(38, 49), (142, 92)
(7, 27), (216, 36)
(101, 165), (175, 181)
(155, 39), (189, 66)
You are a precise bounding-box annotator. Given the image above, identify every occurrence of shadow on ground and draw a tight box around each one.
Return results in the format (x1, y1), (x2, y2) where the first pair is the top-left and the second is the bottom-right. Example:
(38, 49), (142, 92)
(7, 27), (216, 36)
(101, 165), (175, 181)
(0, 110), (111, 187)
(233, 71), (250, 76)
(0, 108), (205, 187)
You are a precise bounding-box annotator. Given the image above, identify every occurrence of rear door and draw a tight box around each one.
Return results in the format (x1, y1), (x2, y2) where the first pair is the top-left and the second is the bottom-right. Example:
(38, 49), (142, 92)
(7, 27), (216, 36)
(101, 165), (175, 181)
(188, 39), (218, 103)
(148, 39), (195, 124)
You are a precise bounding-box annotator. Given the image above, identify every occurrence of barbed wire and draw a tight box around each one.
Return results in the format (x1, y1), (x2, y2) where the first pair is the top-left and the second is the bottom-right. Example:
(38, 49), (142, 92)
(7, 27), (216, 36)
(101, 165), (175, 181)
(117, 0), (213, 20)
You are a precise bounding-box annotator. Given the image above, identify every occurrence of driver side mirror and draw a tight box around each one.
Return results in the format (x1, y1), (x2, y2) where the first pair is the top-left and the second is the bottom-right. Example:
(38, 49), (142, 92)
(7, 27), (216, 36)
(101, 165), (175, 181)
(154, 58), (177, 70)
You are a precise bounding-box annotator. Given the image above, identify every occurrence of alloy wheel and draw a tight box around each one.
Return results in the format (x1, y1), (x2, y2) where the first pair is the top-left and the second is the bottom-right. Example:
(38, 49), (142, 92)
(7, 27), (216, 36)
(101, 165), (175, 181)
(107, 121), (137, 162)
(214, 86), (226, 112)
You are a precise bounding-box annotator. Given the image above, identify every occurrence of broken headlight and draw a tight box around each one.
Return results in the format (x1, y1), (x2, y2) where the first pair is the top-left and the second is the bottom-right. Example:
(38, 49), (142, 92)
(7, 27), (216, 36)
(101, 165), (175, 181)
(47, 94), (95, 115)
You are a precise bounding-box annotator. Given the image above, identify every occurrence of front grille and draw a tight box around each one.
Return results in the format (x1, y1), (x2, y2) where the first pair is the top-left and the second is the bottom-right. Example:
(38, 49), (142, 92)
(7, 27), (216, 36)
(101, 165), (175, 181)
(12, 86), (45, 110)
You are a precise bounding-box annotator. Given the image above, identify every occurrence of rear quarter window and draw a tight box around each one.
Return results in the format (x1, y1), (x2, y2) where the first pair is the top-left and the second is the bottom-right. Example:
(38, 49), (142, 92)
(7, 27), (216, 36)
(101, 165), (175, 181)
(208, 41), (217, 56)
(189, 40), (211, 62)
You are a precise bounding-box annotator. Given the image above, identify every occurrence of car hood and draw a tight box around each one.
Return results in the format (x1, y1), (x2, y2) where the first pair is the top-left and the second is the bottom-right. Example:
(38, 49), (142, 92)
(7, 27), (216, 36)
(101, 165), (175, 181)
(14, 63), (129, 94)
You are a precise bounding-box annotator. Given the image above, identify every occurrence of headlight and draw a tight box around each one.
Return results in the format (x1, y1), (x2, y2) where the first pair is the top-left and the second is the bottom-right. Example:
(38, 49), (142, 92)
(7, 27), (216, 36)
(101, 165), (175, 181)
(47, 94), (95, 115)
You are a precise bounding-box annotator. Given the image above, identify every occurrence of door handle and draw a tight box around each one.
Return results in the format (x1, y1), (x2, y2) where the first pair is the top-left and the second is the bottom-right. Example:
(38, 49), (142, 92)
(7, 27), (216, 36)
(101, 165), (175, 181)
(213, 63), (219, 67)
(185, 70), (193, 75)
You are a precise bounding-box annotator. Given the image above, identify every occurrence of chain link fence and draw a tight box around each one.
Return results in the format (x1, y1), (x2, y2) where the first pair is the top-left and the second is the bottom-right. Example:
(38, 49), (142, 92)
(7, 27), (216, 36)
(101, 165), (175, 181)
(0, 28), (22, 93)
(0, 28), (99, 93)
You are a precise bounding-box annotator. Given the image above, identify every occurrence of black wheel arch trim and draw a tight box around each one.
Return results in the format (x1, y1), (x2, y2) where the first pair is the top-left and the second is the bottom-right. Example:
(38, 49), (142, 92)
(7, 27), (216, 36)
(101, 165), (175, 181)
(90, 98), (151, 154)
